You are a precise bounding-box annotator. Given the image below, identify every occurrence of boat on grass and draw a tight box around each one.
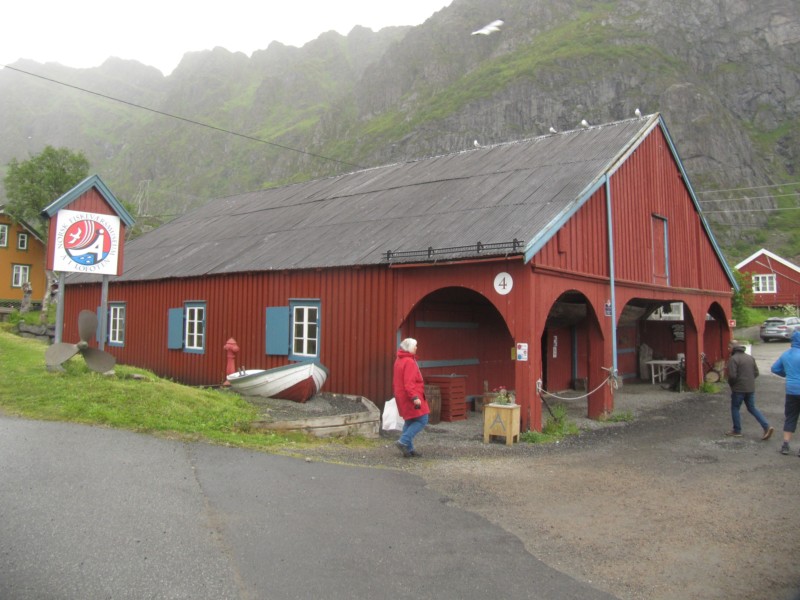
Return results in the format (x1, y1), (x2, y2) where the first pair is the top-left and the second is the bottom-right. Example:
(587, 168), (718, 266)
(226, 362), (329, 403)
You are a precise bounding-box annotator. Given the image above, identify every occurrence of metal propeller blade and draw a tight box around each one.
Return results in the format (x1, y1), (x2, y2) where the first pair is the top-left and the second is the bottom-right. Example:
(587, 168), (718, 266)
(81, 347), (117, 373)
(78, 310), (98, 343)
(45, 343), (80, 367)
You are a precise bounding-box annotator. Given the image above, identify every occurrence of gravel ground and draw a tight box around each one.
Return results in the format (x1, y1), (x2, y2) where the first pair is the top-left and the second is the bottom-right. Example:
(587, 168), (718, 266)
(266, 336), (800, 600)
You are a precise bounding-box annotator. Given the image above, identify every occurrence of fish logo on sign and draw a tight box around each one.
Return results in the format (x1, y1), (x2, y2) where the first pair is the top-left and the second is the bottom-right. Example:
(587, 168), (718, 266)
(63, 220), (111, 266)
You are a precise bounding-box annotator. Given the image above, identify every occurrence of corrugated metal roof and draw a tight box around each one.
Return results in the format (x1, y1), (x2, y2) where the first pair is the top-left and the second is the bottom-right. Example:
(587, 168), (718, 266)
(70, 115), (658, 283)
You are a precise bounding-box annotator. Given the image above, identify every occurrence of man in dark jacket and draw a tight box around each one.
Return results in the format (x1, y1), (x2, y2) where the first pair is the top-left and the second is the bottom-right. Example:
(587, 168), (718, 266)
(726, 340), (773, 440)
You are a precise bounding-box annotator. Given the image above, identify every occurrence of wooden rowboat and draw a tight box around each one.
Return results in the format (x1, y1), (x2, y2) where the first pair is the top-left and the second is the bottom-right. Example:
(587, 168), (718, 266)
(226, 362), (329, 403)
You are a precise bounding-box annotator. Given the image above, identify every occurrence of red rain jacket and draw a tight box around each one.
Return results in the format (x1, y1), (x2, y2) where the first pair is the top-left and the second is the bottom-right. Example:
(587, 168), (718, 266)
(392, 349), (430, 420)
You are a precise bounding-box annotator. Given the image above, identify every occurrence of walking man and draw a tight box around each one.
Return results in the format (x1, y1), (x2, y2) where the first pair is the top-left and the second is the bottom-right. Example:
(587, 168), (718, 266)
(771, 330), (800, 455)
(725, 340), (773, 440)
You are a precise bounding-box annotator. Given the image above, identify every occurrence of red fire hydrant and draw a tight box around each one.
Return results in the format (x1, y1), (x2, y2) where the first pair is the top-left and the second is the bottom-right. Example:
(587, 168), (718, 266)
(222, 338), (240, 386)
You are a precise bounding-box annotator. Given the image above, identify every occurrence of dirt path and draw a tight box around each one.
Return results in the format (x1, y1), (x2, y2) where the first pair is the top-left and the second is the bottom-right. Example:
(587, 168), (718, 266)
(417, 342), (800, 600)
(297, 340), (800, 599)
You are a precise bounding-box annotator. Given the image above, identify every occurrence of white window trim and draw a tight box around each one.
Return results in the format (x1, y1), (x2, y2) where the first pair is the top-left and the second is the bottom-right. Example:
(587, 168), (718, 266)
(291, 302), (320, 359)
(184, 303), (206, 352)
(752, 274), (776, 294)
(12, 264), (30, 288)
(108, 303), (126, 346)
(0, 224), (8, 247)
(17, 232), (28, 250)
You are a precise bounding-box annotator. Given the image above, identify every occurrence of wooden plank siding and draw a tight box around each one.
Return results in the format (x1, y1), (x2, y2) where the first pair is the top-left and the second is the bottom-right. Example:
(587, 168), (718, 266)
(0, 213), (47, 303)
(532, 128), (731, 296)
(532, 186), (610, 277)
(610, 129), (730, 292)
(64, 266), (398, 404)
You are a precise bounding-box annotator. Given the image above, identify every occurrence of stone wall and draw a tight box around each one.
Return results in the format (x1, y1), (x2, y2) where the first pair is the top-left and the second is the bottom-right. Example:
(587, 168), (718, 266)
(16, 322), (56, 344)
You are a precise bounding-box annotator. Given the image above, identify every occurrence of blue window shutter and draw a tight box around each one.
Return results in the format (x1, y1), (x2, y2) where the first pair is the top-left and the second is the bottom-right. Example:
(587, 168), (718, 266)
(167, 308), (184, 349)
(266, 307), (290, 355)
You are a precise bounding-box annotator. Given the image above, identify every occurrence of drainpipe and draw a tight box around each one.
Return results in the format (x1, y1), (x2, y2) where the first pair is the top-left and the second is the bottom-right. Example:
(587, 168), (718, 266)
(605, 175), (618, 379)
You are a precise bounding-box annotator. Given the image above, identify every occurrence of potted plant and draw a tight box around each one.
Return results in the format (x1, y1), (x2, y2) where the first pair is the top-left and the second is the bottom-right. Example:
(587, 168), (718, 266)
(492, 386), (515, 405)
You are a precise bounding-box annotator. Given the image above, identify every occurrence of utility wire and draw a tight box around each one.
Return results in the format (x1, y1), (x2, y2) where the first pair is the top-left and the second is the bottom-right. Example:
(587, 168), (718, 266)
(702, 206), (800, 214)
(2, 64), (365, 170)
(699, 192), (800, 203)
(696, 181), (800, 194)
(6, 64), (796, 205)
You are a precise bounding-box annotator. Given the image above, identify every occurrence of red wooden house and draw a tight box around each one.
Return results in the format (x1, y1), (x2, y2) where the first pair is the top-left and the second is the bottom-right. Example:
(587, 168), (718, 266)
(735, 248), (800, 308)
(61, 114), (736, 431)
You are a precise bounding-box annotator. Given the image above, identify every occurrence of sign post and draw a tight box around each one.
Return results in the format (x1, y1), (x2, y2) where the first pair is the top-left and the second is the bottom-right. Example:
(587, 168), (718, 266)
(40, 175), (134, 347)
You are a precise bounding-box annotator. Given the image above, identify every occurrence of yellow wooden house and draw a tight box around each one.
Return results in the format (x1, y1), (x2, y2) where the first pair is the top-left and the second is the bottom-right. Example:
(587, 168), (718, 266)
(0, 205), (48, 309)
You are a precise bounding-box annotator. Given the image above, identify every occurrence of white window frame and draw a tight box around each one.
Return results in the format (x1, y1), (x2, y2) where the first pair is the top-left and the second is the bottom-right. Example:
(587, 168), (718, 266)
(0, 224), (7, 247)
(17, 232), (28, 250)
(108, 303), (126, 346)
(12, 264), (30, 288)
(648, 302), (684, 321)
(291, 302), (319, 359)
(752, 274), (776, 294)
(184, 303), (206, 352)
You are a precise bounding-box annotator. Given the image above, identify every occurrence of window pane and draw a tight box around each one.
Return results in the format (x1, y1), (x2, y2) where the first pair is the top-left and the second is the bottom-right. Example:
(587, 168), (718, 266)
(12, 265), (29, 287)
(184, 305), (206, 350)
(109, 305), (126, 345)
(290, 303), (320, 357)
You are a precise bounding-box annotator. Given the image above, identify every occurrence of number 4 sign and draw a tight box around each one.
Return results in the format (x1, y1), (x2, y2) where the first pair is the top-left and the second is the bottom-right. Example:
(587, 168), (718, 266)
(494, 272), (513, 295)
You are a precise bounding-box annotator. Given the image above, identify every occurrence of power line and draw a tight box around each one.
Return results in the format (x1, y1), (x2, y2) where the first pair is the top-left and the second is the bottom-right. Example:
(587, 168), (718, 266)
(698, 192), (800, 203)
(696, 181), (800, 194)
(6, 63), (797, 208)
(702, 206), (800, 214)
(2, 64), (365, 170)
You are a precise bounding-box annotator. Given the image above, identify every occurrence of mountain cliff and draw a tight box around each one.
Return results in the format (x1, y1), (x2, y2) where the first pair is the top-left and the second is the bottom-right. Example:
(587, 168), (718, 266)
(1, 0), (798, 263)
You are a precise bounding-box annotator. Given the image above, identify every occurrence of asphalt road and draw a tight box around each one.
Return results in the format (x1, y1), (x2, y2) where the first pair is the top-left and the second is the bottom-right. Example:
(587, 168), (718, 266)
(0, 415), (617, 600)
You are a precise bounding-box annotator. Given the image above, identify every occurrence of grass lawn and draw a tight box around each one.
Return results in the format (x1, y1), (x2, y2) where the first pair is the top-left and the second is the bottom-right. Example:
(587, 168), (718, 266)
(0, 327), (371, 452)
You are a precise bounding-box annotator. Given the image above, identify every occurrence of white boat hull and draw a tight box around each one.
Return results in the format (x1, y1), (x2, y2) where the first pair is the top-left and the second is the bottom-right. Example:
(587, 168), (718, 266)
(226, 362), (329, 403)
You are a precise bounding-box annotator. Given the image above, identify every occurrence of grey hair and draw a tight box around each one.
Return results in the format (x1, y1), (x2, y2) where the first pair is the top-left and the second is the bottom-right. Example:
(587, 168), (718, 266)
(399, 338), (417, 352)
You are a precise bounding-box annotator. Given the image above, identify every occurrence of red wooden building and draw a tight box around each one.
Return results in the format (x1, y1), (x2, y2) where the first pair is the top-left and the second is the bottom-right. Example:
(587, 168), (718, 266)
(735, 248), (800, 308)
(61, 114), (736, 432)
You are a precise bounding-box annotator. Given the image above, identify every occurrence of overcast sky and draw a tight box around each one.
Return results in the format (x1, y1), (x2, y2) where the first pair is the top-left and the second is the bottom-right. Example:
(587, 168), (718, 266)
(1, 1), (453, 75)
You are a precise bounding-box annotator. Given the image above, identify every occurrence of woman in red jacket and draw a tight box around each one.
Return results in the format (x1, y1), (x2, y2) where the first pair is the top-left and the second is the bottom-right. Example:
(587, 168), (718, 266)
(393, 338), (430, 458)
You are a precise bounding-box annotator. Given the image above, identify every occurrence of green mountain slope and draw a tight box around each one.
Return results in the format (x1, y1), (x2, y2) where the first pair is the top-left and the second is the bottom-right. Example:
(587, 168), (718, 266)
(0, 0), (797, 264)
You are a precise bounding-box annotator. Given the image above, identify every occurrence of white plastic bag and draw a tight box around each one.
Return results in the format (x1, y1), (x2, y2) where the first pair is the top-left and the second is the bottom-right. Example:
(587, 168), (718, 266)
(382, 398), (405, 431)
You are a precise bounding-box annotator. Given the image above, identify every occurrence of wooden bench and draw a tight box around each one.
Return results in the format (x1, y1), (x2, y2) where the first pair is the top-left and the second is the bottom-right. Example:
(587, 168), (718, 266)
(0, 306), (13, 321)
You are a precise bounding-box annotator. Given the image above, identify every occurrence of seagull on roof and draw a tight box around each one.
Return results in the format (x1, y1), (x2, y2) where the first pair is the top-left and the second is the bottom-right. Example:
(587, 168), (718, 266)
(580, 119), (590, 128)
(635, 107), (642, 118)
(549, 126), (557, 134)
(471, 19), (504, 35)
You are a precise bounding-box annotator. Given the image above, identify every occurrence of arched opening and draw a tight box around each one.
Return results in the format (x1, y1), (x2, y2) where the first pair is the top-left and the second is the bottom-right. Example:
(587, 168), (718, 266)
(538, 290), (605, 418)
(620, 298), (722, 388)
(625, 300), (687, 383)
(703, 302), (730, 368)
(398, 286), (514, 419)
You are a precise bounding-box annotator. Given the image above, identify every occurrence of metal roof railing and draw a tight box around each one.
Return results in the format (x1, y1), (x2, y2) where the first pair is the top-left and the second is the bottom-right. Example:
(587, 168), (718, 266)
(384, 239), (524, 263)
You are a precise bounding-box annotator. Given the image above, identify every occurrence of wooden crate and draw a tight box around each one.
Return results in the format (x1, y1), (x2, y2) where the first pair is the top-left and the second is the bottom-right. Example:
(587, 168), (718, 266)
(426, 375), (466, 422)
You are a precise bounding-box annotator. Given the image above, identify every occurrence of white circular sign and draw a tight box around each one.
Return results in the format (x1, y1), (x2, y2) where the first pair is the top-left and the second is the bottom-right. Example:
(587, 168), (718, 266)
(493, 272), (513, 295)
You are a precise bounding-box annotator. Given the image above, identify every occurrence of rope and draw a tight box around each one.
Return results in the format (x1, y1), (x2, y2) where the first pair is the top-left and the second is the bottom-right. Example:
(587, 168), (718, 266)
(537, 369), (619, 402)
